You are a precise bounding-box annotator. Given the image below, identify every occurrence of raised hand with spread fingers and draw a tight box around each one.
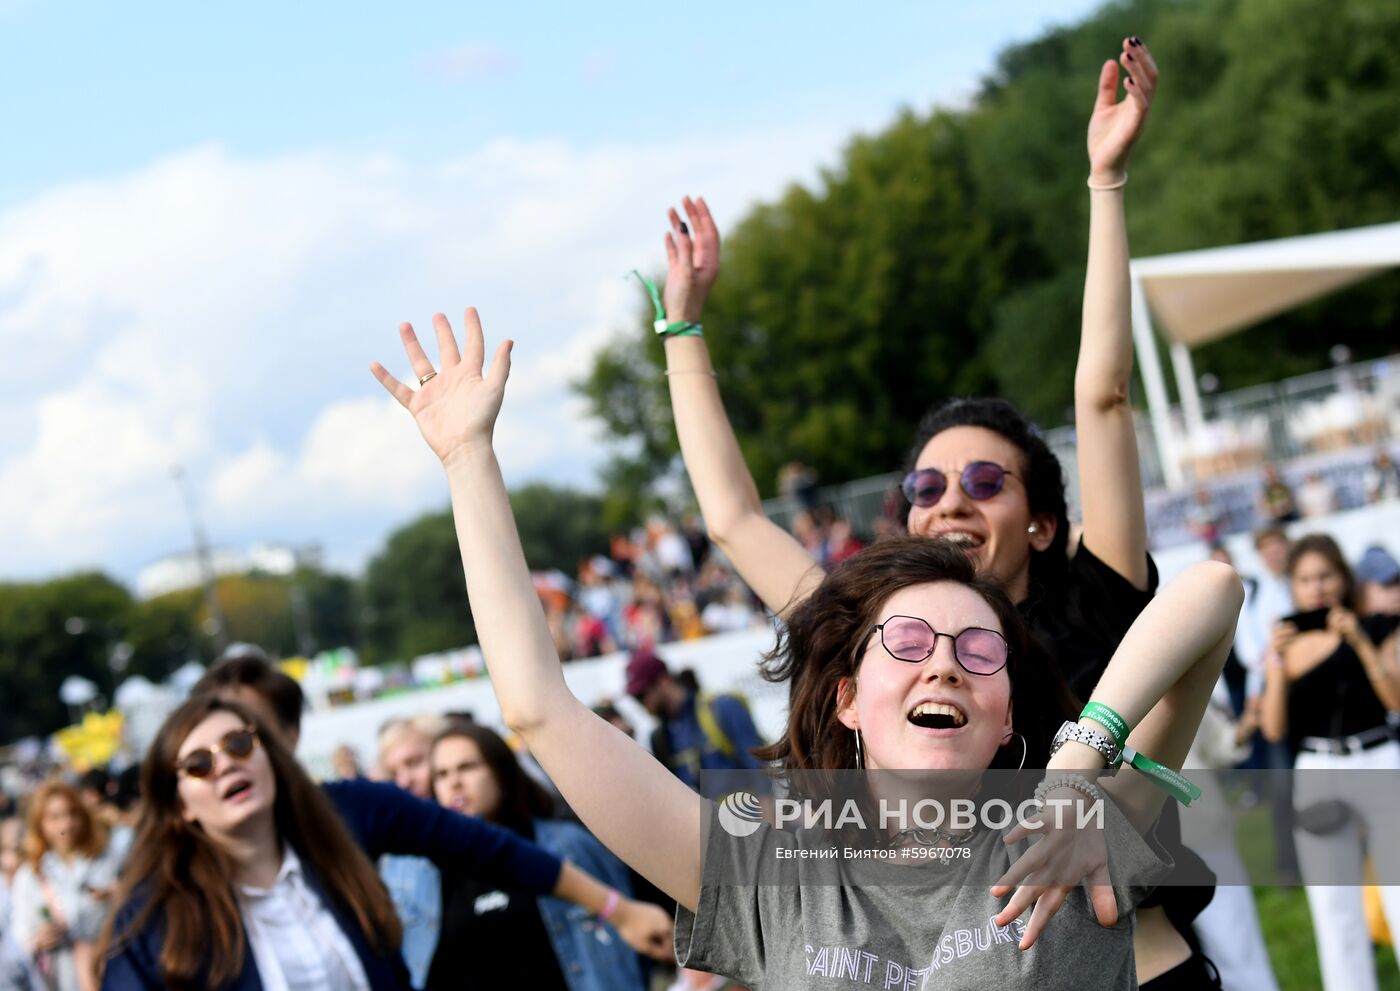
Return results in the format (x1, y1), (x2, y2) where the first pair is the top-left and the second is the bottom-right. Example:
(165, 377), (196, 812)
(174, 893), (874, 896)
(370, 308), (513, 467)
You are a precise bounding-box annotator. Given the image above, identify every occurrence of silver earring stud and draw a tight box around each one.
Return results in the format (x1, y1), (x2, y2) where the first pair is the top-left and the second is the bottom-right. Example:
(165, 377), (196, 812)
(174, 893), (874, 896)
(1027, 524), (1038, 534)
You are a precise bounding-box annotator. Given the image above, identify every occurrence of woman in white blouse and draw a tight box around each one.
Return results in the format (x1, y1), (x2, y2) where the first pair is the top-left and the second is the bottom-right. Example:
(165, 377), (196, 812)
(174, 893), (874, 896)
(99, 696), (405, 990)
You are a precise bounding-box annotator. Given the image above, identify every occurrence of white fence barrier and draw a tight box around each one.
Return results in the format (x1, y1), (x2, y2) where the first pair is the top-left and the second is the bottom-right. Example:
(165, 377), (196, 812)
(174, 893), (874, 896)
(299, 625), (787, 779)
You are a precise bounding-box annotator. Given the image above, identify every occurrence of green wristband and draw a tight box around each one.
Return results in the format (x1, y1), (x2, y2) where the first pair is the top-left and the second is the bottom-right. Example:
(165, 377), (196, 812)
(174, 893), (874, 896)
(1080, 701), (1130, 750)
(1121, 746), (1202, 806)
(630, 271), (704, 337)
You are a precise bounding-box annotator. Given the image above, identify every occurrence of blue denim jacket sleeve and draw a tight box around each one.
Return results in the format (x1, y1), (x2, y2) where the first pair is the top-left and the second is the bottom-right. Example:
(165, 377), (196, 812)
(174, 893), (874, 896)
(533, 819), (650, 991)
(378, 855), (440, 990)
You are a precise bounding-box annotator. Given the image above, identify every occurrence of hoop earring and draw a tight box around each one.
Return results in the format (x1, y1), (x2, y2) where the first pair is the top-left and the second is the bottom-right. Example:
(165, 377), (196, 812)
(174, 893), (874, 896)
(1000, 731), (1026, 773)
(854, 730), (864, 771)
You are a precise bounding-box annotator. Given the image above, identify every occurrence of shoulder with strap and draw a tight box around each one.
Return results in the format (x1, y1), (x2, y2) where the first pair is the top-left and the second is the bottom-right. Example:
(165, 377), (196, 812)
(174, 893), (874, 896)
(696, 692), (759, 760)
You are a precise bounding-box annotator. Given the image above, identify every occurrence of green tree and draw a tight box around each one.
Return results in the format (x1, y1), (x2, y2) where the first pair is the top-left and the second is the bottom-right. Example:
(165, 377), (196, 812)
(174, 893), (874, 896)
(509, 483), (611, 573)
(0, 573), (133, 741)
(124, 587), (205, 681)
(579, 0), (1400, 491)
(361, 511), (474, 663)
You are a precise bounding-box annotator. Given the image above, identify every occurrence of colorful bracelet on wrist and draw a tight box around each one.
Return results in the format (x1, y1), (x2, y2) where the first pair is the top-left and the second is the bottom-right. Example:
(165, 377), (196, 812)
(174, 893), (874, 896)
(599, 888), (621, 922)
(1080, 701), (1130, 750)
(1077, 701), (1201, 805)
(632, 271), (705, 338)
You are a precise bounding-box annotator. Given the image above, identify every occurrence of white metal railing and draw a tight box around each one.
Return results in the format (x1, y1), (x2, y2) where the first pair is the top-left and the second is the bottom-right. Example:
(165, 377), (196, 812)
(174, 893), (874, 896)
(759, 353), (1400, 546)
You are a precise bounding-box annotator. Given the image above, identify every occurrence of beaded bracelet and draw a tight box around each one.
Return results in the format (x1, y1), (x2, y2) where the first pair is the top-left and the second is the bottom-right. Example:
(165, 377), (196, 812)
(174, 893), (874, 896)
(1033, 773), (1103, 808)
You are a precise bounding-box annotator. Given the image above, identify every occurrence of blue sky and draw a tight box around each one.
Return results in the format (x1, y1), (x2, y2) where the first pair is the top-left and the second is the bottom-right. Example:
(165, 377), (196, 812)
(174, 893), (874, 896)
(0, 1), (1107, 583)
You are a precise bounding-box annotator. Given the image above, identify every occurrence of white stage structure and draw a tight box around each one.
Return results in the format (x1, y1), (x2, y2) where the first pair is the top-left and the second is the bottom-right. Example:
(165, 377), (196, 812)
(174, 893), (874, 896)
(1130, 221), (1400, 488)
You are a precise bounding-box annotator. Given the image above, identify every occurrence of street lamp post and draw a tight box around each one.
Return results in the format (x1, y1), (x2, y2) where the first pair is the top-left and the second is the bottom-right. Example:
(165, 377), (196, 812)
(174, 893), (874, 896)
(172, 465), (229, 653)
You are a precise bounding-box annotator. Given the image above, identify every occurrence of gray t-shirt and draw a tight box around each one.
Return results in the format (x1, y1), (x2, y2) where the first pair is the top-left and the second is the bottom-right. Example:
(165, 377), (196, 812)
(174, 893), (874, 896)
(676, 796), (1170, 990)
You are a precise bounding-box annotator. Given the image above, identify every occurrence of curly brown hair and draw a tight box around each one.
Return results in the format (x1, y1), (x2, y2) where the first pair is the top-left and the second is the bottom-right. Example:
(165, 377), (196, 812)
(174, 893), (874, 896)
(22, 779), (109, 867)
(756, 535), (1076, 772)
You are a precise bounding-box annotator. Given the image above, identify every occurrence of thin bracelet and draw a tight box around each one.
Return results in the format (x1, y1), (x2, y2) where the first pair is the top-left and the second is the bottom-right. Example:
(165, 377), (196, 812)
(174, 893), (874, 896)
(1087, 174), (1128, 191)
(598, 888), (621, 921)
(664, 369), (717, 378)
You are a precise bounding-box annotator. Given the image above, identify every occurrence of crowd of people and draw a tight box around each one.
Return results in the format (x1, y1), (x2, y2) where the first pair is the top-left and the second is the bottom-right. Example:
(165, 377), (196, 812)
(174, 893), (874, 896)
(1185, 448), (1399, 548)
(0, 32), (1397, 991)
(538, 518), (766, 664)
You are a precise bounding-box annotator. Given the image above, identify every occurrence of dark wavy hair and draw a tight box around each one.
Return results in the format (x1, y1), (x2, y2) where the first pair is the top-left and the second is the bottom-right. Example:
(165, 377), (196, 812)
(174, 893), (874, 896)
(755, 535), (1076, 773)
(99, 696), (401, 989)
(192, 648), (306, 737)
(899, 397), (1071, 598)
(431, 722), (555, 837)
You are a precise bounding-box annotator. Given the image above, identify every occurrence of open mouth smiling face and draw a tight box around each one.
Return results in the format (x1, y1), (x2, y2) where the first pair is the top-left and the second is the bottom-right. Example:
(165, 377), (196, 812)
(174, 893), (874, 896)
(838, 582), (1013, 773)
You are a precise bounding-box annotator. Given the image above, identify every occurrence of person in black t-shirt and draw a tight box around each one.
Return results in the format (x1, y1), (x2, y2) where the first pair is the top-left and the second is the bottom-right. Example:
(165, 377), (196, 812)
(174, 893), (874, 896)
(426, 723), (651, 991)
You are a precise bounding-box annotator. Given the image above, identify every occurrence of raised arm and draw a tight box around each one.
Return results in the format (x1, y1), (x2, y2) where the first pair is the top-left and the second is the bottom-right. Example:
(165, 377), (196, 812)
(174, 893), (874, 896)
(1074, 38), (1158, 588)
(1052, 560), (1244, 828)
(993, 560), (1242, 946)
(660, 197), (825, 616)
(372, 310), (706, 912)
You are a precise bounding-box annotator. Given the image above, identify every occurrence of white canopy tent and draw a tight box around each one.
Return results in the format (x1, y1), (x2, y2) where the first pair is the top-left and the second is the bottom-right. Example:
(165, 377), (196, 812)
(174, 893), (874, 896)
(1129, 221), (1400, 488)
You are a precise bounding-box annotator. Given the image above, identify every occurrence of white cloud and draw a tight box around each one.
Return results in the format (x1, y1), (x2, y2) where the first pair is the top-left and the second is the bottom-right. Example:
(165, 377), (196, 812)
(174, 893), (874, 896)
(0, 121), (851, 579)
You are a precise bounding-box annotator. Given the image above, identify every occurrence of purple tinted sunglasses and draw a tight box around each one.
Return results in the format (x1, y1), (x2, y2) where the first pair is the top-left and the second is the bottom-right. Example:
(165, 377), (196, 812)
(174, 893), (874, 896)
(901, 461), (1015, 509)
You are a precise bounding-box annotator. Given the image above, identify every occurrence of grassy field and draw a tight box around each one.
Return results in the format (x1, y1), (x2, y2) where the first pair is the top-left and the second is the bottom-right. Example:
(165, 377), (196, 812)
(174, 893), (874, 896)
(1229, 804), (1398, 990)
(1254, 886), (1398, 991)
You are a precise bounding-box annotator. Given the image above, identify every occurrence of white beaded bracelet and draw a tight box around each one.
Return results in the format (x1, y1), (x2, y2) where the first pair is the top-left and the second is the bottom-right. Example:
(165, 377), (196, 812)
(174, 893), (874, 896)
(1033, 773), (1103, 808)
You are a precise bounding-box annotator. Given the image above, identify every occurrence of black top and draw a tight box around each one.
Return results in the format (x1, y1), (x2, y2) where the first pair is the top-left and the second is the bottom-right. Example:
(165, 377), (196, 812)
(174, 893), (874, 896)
(1019, 537), (1159, 703)
(427, 868), (567, 991)
(1287, 614), (1400, 752)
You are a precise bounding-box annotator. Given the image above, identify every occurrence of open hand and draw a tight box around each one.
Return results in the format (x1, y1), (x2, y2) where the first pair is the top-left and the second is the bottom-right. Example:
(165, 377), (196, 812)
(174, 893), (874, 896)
(370, 308), (513, 466)
(991, 788), (1116, 949)
(662, 196), (721, 324)
(1087, 37), (1158, 182)
(611, 897), (674, 961)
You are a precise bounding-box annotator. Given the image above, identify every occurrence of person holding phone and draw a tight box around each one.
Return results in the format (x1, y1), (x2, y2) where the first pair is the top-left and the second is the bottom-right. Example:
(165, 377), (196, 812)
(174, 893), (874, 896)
(1259, 534), (1400, 991)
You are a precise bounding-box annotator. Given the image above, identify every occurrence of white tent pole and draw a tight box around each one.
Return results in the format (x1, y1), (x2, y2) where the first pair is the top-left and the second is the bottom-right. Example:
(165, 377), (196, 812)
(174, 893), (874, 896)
(1170, 341), (1207, 452)
(1129, 272), (1184, 489)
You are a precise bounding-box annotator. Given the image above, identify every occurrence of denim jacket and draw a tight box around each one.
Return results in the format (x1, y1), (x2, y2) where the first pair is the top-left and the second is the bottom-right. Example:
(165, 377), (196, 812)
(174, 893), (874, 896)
(532, 819), (649, 991)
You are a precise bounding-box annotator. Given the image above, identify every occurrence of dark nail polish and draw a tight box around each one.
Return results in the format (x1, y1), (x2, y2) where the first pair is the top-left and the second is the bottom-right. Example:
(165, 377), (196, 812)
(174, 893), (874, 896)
(1126, 53), (1135, 61)
(679, 222), (689, 235)
(1130, 36), (1142, 46)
